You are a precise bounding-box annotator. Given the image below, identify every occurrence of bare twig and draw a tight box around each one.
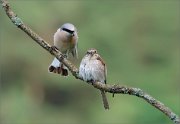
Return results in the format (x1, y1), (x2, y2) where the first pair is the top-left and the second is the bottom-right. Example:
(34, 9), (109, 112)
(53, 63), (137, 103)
(1, 0), (179, 123)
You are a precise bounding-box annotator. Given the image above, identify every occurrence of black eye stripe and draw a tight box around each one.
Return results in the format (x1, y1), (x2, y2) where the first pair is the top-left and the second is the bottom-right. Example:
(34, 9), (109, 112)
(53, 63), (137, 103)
(62, 28), (74, 34)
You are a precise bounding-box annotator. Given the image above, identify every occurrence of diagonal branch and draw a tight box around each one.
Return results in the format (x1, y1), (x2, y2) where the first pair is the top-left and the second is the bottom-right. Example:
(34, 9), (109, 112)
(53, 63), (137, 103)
(1, 0), (179, 123)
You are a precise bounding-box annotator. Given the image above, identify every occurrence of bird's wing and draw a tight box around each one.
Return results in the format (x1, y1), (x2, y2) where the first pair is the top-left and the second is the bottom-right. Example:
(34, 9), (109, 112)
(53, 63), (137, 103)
(71, 34), (78, 59)
(71, 45), (78, 59)
(96, 55), (107, 84)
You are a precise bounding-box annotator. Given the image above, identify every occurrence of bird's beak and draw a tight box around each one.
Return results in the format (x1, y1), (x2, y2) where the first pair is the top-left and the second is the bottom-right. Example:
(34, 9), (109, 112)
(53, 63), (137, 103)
(71, 32), (75, 36)
(90, 53), (93, 57)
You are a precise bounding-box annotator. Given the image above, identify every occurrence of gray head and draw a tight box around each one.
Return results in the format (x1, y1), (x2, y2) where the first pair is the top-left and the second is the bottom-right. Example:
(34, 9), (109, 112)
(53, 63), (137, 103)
(60, 23), (76, 35)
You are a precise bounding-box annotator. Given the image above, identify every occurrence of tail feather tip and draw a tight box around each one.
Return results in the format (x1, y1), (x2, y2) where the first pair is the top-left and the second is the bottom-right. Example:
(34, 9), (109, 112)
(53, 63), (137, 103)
(49, 66), (55, 72)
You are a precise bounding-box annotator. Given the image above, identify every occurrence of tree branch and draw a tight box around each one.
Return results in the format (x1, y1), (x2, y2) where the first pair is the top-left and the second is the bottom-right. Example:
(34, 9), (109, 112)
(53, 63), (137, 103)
(1, 0), (179, 123)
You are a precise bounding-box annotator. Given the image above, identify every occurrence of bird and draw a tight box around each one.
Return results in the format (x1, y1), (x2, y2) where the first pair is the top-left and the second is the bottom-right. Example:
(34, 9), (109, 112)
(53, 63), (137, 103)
(79, 48), (109, 109)
(48, 23), (78, 76)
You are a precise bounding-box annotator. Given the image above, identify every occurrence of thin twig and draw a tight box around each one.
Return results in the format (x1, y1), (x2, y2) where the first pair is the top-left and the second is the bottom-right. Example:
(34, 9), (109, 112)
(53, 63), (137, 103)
(1, 0), (179, 123)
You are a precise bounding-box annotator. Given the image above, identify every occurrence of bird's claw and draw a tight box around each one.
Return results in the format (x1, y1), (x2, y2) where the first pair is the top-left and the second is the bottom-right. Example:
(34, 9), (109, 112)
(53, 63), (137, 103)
(50, 45), (58, 51)
(62, 54), (67, 58)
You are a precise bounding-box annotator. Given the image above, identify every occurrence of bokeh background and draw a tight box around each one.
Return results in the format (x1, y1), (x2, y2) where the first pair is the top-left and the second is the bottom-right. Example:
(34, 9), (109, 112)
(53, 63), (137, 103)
(0, 0), (180, 124)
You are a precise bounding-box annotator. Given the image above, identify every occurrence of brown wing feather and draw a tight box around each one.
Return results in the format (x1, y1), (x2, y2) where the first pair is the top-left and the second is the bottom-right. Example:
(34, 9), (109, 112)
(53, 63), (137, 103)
(96, 55), (107, 84)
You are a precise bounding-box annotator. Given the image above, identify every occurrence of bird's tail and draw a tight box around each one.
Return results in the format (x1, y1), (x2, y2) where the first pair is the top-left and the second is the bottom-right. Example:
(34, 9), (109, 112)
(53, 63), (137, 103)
(100, 90), (109, 110)
(48, 58), (68, 76)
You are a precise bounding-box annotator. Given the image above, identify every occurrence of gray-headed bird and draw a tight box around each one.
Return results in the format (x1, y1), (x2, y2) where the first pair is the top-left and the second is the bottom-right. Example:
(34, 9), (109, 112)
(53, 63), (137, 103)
(48, 23), (78, 76)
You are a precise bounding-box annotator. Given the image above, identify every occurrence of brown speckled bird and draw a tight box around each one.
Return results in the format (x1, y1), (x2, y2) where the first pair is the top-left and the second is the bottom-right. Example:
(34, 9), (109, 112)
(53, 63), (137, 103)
(79, 48), (109, 109)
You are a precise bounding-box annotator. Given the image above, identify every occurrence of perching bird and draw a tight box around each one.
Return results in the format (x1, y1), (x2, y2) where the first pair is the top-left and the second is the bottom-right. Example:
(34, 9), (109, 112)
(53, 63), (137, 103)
(48, 23), (78, 76)
(79, 48), (109, 109)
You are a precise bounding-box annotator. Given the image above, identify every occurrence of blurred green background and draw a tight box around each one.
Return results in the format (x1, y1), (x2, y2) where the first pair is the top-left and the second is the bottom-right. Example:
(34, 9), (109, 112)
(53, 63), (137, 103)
(0, 0), (180, 124)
